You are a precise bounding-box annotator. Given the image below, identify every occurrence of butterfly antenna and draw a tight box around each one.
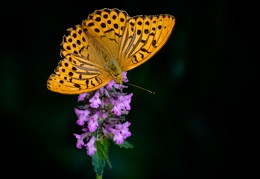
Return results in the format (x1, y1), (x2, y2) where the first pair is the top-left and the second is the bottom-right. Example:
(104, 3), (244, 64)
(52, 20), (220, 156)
(127, 83), (155, 94)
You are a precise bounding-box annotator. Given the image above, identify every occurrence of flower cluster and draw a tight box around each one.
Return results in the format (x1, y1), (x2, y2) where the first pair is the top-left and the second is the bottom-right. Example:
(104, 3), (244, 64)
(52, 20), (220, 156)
(73, 72), (132, 156)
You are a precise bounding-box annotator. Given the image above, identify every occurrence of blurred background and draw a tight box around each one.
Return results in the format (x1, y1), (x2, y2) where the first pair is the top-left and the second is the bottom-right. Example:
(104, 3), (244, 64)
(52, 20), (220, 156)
(1, 0), (258, 178)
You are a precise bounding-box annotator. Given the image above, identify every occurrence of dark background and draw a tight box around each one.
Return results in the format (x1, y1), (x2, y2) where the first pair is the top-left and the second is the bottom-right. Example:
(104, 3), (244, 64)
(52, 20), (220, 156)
(1, 0), (258, 178)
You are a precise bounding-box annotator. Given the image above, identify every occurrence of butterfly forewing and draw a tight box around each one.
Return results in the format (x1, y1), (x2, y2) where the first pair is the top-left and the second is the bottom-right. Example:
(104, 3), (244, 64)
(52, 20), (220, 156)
(141, 15), (174, 59)
(120, 14), (175, 71)
(82, 8), (129, 60)
(61, 25), (87, 57)
(47, 25), (112, 94)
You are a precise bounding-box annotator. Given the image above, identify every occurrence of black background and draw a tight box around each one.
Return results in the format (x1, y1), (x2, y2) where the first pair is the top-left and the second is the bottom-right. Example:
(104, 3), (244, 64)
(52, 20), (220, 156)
(1, 0), (258, 178)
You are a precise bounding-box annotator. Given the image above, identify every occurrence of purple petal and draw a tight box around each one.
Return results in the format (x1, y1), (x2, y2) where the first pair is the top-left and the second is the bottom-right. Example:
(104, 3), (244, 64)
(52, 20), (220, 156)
(86, 136), (97, 156)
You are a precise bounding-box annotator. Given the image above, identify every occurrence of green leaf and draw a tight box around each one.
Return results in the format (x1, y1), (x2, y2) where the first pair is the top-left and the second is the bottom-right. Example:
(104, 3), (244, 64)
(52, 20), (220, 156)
(116, 140), (134, 149)
(92, 140), (106, 176)
(100, 138), (112, 168)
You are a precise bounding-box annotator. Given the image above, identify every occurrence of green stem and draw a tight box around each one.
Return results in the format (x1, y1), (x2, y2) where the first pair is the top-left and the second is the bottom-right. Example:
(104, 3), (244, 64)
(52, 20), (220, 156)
(96, 174), (102, 179)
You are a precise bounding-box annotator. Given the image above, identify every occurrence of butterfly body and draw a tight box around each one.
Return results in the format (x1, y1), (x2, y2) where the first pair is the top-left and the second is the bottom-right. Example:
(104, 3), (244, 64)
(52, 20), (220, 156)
(47, 8), (175, 94)
(106, 58), (123, 84)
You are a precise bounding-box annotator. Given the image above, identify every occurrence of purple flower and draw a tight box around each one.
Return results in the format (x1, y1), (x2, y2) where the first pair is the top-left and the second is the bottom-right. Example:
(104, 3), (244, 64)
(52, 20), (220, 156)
(117, 121), (132, 139)
(122, 71), (129, 82)
(89, 91), (101, 108)
(78, 93), (88, 102)
(106, 80), (115, 90)
(86, 136), (96, 156)
(73, 72), (133, 156)
(88, 111), (99, 132)
(74, 108), (90, 126)
(73, 130), (91, 149)
(108, 122), (132, 144)
(74, 134), (85, 149)
(111, 93), (133, 116)
(119, 93), (133, 111)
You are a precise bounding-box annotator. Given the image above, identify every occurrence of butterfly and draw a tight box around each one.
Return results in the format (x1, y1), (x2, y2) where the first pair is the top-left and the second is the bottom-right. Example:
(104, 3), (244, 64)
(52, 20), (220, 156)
(47, 8), (175, 94)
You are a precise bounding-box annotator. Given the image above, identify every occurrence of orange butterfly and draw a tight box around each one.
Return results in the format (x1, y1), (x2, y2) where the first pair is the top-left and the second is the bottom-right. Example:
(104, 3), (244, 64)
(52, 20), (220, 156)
(47, 8), (175, 94)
